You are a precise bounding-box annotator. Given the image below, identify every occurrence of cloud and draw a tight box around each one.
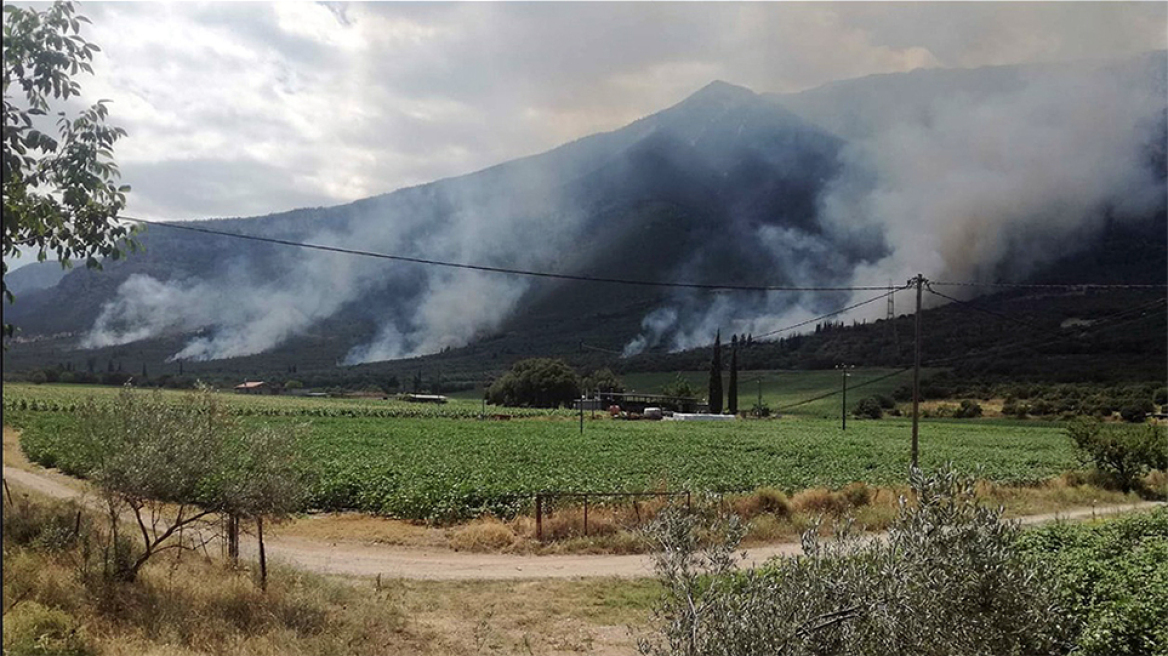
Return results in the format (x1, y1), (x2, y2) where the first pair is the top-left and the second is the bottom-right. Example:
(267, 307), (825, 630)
(58, 3), (1163, 222)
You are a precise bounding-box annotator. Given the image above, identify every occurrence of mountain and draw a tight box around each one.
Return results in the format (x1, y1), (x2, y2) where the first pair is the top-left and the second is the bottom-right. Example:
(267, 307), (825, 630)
(3, 261), (69, 297)
(3, 54), (1165, 387)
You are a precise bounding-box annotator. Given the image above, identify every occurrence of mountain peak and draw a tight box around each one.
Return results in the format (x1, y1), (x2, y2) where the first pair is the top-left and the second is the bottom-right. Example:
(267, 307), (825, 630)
(684, 80), (757, 105)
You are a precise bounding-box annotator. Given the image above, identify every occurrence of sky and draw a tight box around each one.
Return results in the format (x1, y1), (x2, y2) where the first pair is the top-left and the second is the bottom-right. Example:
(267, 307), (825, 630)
(43, 1), (1166, 224)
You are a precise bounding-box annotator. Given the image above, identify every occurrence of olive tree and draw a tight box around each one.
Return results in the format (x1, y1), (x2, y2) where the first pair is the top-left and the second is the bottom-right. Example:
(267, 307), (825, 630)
(77, 385), (311, 586)
(77, 387), (230, 581)
(639, 467), (1074, 656)
(2, 1), (134, 335)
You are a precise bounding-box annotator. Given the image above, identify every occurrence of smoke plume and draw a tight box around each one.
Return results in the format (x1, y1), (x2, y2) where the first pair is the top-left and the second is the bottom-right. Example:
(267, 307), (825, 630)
(623, 53), (1167, 354)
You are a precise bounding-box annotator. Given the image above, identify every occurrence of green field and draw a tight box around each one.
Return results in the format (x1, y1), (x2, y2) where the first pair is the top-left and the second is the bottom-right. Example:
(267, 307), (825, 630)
(620, 368), (932, 418)
(5, 381), (1077, 522)
(2, 383), (573, 419)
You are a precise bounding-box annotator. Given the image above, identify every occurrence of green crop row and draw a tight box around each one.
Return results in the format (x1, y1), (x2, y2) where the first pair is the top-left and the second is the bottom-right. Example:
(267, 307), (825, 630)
(2, 383), (574, 420)
(10, 398), (1078, 522)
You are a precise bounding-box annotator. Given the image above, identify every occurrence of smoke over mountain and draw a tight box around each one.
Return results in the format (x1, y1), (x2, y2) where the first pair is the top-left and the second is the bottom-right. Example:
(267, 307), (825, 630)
(622, 53), (1167, 354)
(71, 53), (1168, 364)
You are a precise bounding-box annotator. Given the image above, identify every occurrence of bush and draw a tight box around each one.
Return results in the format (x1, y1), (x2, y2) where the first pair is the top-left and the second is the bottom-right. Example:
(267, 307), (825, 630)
(1066, 419), (1168, 493)
(1, 497), (88, 552)
(284, 379), (303, 390)
(953, 399), (983, 419)
(28, 370), (47, 385)
(1018, 509), (1168, 656)
(750, 400), (771, 418)
(2, 602), (92, 656)
(852, 397), (883, 420)
(1119, 399), (1153, 423)
(640, 468), (1072, 656)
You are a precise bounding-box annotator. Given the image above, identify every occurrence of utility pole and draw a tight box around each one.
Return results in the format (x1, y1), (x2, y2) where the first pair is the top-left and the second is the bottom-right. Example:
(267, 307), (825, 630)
(836, 364), (854, 430)
(579, 395), (585, 434)
(911, 274), (924, 469)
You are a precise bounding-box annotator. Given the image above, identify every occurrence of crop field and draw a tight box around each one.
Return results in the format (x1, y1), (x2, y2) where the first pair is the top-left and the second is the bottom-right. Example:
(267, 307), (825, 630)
(5, 381), (1078, 522)
(619, 368), (935, 418)
(2, 383), (573, 419)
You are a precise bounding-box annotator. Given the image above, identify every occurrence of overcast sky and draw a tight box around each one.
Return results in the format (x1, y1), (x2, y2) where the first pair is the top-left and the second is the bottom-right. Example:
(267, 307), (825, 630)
(47, 2), (1168, 222)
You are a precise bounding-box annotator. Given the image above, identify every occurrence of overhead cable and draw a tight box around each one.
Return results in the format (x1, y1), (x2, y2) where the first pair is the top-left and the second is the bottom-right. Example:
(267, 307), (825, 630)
(122, 217), (893, 293)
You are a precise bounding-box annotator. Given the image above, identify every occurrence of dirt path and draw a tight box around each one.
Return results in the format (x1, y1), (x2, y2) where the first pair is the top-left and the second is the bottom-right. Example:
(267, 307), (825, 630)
(5, 464), (1162, 581)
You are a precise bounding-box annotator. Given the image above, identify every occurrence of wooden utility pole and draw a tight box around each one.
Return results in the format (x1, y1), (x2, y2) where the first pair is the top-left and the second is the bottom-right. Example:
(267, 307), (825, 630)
(911, 274), (924, 469)
(837, 364), (853, 431)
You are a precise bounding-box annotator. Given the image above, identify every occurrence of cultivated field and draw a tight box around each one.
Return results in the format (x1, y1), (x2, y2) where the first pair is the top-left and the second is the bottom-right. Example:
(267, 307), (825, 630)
(4, 380), (1078, 521)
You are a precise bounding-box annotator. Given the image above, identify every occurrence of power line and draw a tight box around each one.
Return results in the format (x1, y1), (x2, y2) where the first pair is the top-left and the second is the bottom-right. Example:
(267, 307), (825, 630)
(930, 280), (1167, 290)
(580, 342), (622, 355)
(668, 286), (910, 356)
(752, 286), (910, 342)
(924, 284), (1070, 343)
(772, 295), (1165, 411)
(122, 216), (894, 293)
(779, 368), (912, 411)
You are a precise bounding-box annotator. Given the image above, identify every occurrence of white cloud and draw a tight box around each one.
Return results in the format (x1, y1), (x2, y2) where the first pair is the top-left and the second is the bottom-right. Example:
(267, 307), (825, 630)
(43, 2), (1159, 223)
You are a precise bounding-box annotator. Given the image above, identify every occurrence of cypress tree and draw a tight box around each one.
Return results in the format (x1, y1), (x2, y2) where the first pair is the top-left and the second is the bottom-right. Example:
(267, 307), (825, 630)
(709, 330), (723, 414)
(729, 334), (739, 415)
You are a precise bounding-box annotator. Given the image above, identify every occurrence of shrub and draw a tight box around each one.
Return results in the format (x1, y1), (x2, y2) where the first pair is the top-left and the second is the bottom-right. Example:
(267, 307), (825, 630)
(28, 370), (48, 385)
(1, 497), (88, 552)
(750, 400), (771, 418)
(1066, 418), (1168, 493)
(852, 397), (883, 420)
(953, 399), (983, 419)
(840, 482), (872, 507)
(790, 488), (849, 516)
(640, 468), (1072, 656)
(284, 379), (304, 390)
(1018, 509), (1168, 656)
(1119, 399), (1153, 423)
(734, 488), (791, 519)
(2, 602), (92, 656)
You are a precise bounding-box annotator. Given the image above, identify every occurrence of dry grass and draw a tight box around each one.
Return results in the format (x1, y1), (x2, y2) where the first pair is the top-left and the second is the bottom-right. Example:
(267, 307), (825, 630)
(277, 511), (447, 549)
(2, 490), (653, 656)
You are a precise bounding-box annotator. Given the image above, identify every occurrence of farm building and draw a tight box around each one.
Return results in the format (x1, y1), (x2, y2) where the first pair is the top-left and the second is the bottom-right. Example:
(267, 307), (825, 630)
(402, 393), (448, 404)
(234, 381), (267, 394)
(591, 392), (705, 414)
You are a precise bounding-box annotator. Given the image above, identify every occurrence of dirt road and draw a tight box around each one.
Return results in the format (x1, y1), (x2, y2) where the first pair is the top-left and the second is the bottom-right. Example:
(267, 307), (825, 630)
(3, 465), (1161, 581)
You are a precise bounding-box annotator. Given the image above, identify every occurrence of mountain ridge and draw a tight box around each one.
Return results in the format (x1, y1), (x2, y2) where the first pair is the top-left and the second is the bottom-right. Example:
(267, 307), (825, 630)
(3, 54), (1164, 383)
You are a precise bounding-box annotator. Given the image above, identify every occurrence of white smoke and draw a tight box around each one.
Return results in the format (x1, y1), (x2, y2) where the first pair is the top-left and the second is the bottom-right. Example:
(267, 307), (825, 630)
(623, 54), (1167, 354)
(82, 156), (585, 362)
(83, 55), (1165, 363)
(621, 307), (679, 356)
(822, 57), (1166, 295)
